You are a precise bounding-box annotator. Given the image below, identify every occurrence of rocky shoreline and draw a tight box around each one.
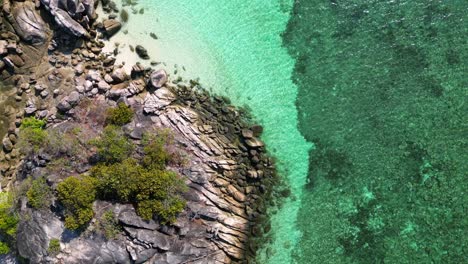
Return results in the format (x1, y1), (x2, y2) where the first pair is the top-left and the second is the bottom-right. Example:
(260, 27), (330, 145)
(0, 1), (282, 263)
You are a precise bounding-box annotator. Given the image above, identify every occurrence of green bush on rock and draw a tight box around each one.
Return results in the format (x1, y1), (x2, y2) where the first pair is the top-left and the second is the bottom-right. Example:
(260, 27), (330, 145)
(91, 158), (187, 224)
(47, 238), (60, 255)
(106, 103), (134, 126)
(27, 177), (52, 209)
(18, 117), (48, 153)
(0, 192), (18, 254)
(96, 210), (121, 240)
(142, 132), (173, 170)
(57, 176), (97, 230)
(91, 125), (133, 164)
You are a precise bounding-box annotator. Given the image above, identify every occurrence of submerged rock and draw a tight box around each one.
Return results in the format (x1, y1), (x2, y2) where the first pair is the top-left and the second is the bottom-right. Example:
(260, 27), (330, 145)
(135, 45), (149, 60)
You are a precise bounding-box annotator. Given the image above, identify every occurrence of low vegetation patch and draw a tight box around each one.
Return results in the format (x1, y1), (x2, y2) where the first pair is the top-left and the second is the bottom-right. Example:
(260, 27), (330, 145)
(106, 103), (134, 126)
(57, 176), (97, 230)
(92, 158), (187, 223)
(91, 125), (134, 164)
(18, 105), (187, 232)
(18, 117), (48, 153)
(27, 177), (52, 209)
(96, 210), (121, 240)
(0, 192), (18, 254)
(47, 238), (60, 255)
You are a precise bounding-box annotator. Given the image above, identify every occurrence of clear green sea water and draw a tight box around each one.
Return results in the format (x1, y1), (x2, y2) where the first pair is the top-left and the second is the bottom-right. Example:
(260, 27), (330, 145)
(123, 0), (467, 263)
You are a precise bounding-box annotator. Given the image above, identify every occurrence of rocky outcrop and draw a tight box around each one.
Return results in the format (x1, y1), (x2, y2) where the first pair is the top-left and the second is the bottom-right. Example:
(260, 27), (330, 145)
(148, 69), (168, 89)
(53, 9), (88, 37)
(16, 210), (63, 263)
(40, 0), (95, 37)
(8, 1), (49, 45)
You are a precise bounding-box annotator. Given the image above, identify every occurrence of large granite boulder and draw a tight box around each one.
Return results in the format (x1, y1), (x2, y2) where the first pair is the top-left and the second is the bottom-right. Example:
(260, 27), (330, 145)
(8, 1), (49, 45)
(118, 208), (159, 230)
(16, 211), (63, 263)
(61, 239), (131, 264)
(148, 69), (168, 89)
(53, 9), (88, 37)
(40, 0), (95, 37)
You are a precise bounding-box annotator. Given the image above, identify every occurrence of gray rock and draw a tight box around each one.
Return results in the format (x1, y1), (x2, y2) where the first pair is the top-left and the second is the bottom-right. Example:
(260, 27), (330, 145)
(2, 137), (14, 152)
(149, 69), (168, 89)
(54, 9), (88, 37)
(9, 1), (49, 45)
(118, 209), (159, 230)
(143, 87), (175, 114)
(86, 70), (102, 82)
(37, 110), (49, 119)
(76, 85), (85, 93)
(124, 227), (170, 251)
(135, 248), (158, 264)
(241, 129), (253, 139)
(75, 63), (84, 75)
(84, 80), (93, 91)
(57, 99), (72, 112)
(97, 80), (111, 92)
(111, 68), (127, 83)
(104, 74), (114, 83)
(67, 91), (80, 105)
(16, 211), (58, 263)
(245, 137), (264, 148)
(59, 238), (132, 264)
(24, 105), (37, 115)
(40, 90), (49, 98)
(0, 254), (18, 264)
(34, 84), (45, 92)
(103, 19), (122, 37)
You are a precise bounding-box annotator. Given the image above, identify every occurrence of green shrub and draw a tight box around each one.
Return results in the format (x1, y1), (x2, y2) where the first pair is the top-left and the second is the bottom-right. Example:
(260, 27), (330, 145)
(142, 131), (173, 170)
(97, 210), (121, 240)
(134, 169), (187, 223)
(0, 192), (18, 253)
(18, 117), (48, 153)
(0, 241), (10, 254)
(91, 126), (133, 164)
(91, 159), (187, 224)
(106, 103), (134, 126)
(27, 177), (52, 209)
(47, 238), (60, 255)
(21, 117), (46, 129)
(57, 176), (97, 230)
